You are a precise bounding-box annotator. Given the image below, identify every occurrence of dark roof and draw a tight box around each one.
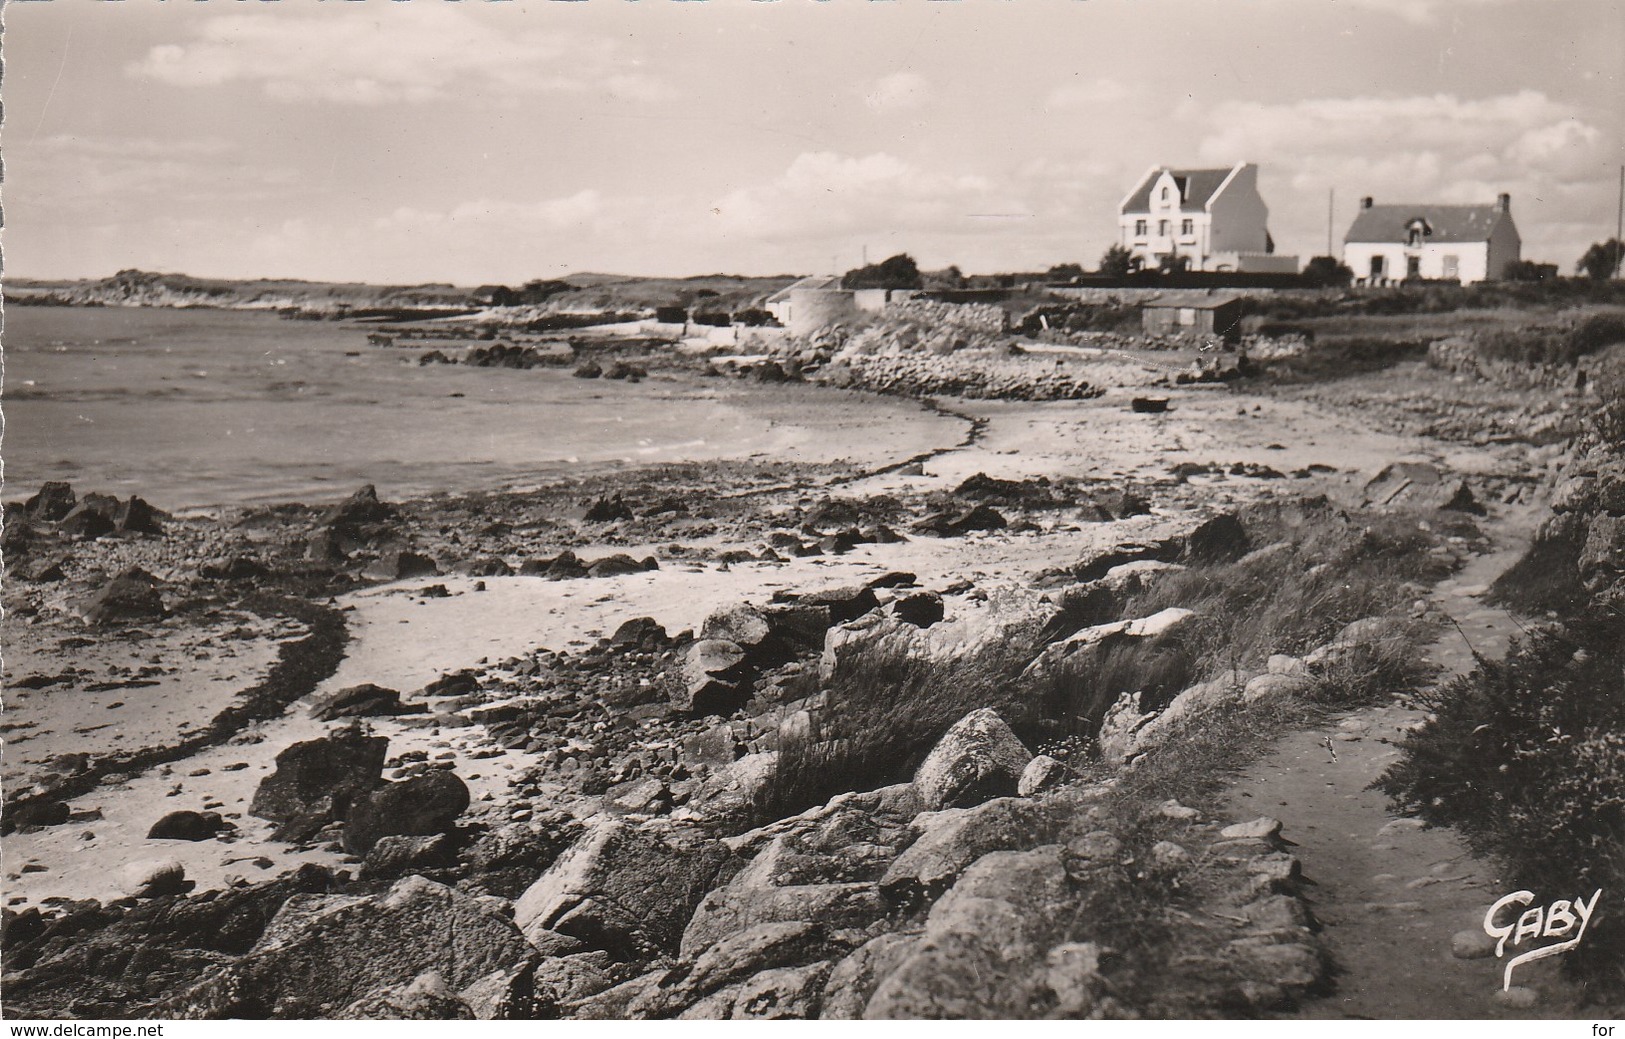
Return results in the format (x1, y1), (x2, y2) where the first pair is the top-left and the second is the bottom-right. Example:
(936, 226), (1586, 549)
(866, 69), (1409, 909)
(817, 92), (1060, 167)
(1122, 167), (1234, 214)
(1344, 204), (1512, 244)
(1142, 291), (1243, 310)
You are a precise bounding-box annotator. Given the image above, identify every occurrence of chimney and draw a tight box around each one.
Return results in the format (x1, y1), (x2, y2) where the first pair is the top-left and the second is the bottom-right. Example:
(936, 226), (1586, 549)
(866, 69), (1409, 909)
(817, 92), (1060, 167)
(1360, 196), (1373, 209)
(1496, 192), (1511, 212)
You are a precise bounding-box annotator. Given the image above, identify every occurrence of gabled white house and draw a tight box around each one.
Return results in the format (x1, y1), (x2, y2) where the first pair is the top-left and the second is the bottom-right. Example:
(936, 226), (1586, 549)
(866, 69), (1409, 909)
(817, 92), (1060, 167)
(1117, 163), (1298, 274)
(1342, 194), (1521, 285)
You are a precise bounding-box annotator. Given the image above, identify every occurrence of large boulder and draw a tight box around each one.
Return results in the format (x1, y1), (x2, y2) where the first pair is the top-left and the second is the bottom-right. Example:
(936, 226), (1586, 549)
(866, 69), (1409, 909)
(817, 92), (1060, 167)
(322, 484), (395, 528)
(24, 481), (78, 522)
(1580, 513), (1625, 592)
(310, 683), (409, 721)
(913, 708), (1033, 811)
(148, 810), (229, 842)
(820, 931), (925, 1019)
(1182, 512), (1251, 564)
(59, 500), (117, 539)
(880, 797), (1061, 901)
(338, 971), (475, 1020)
(864, 845), (1077, 1019)
(680, 883), (889, 960)
(1363, 461), (1483, 515)
(114, 496), (165, 535)
(249, 727), (388, 839)
(74, 567), (166, 626)
(513, 819), (730, 959)
(173, 876), (532, 1018)
(675, 639), (751, 715)
(343, 770), (471, 855)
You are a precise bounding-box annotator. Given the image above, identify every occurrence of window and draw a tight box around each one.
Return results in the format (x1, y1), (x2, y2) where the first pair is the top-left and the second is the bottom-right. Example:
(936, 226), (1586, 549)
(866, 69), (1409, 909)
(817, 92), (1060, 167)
(1158, 220), (1170, 236)
(1369, 255), (1385, 278)
(1134, 219), (1147, 237)
(1442, 255), (1459, 279)
(1406, 256), (1421, 279)
(1180, 218), (1194, 236)
(1161, 186), (1171, 204)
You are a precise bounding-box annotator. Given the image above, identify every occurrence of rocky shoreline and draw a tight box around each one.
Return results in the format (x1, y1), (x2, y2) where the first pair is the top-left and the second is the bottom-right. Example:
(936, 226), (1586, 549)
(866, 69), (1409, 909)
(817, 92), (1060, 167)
(3, 339), (1600, 1019)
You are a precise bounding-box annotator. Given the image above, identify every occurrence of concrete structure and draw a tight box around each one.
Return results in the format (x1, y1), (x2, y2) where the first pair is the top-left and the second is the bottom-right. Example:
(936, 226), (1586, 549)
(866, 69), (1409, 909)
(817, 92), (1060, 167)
(1342, 194), (1520, 285)
(1140, 291), (1244, 340)
(764, 276), (840, 327)
(1119, 163), (1298, 274)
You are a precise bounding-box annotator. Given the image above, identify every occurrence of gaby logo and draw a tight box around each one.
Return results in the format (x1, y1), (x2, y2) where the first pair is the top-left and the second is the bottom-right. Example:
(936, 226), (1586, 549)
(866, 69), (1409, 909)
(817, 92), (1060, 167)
(1482, 888), (1602, 991)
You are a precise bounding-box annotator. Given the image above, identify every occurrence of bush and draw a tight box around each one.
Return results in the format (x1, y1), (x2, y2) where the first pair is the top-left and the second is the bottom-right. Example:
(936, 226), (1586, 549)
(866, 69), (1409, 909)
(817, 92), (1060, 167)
(1375, 613), (1625, 988)
(1472, 313), (1625, 367)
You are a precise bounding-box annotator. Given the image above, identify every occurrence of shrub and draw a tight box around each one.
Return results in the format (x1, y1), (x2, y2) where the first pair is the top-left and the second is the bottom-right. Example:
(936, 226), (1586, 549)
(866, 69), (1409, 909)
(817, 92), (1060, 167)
(1375, 613), (1625, 988)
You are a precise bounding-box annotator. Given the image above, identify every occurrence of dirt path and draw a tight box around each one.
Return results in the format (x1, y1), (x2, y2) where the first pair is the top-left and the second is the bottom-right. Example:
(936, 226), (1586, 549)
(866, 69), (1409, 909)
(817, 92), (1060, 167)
(1223, 504), (1589, 1019)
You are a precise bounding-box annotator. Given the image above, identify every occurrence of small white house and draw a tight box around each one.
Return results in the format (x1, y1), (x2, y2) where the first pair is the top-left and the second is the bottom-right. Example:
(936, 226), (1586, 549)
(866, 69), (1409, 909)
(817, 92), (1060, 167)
(1342, 194), (1521, 285)
(763, 276), (840, 327)
(1118, 162), (1298, 274)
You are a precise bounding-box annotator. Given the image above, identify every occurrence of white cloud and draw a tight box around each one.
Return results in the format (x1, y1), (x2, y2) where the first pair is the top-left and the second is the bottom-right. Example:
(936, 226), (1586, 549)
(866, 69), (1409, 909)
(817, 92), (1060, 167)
(864, 72), (930, 113)
(128, 10), (667, 105)
(706, 151), (1027, 244)
(1194, 90), (1618, 263)
(8, 134), (289, 210)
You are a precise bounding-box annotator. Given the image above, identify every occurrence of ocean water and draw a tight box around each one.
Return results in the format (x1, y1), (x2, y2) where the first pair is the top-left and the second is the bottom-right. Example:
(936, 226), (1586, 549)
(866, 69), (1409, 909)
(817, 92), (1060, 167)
(2, 307), (957, 511)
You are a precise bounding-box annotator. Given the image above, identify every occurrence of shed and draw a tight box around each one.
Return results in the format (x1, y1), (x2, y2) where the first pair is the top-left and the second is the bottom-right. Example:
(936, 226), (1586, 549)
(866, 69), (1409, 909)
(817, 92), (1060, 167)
(1140, 291), (1243, 340)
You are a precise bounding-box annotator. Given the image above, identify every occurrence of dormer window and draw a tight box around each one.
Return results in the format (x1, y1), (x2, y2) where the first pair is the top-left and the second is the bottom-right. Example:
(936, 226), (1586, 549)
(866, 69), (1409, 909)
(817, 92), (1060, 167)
(1161, 186), (1171, 205)
(1405, 218), (1431, 248)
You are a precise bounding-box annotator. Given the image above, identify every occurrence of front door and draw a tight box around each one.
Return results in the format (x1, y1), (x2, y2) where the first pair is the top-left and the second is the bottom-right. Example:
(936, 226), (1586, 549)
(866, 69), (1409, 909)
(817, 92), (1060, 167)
(1369, 255), (1385, 280)
(1407, 255), (1421, 279)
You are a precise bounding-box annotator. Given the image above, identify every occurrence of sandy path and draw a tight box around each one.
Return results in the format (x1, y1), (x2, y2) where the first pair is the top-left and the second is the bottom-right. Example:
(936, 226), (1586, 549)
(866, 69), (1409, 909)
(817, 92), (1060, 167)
(1223, 505), (1587, 1018)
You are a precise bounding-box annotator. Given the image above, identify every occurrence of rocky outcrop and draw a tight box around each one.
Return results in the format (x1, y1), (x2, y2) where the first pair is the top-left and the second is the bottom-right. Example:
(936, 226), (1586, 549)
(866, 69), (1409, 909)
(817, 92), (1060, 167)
(514, 819), (730, 959)
(342, 770), (471, 855)
(1363, 461), (1483, 515)
(74, 567), (166, 626)
(173, 876), (533, 1018)
(249, 727), (388, 841)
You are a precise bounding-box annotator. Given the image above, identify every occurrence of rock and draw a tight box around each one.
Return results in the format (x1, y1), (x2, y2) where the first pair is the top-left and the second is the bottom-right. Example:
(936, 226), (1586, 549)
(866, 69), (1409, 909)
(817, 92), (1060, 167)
(1150, 841), (1190, 866)
(1244, 894), (1313, 932)
(174, 876), (533, 1018)
(199, 555), (270, 581)
(121, 859), (188, 898)
(75, 566), (166, 626)
(629, 921), (837, 1017)
(1220, 817), (1283, 842)
(1451, 928), (1497, 960)
(820, 931), (924, 1019)
(1243, 672), (1315, 703)
(365, 549), (439, 581)
(250, 728), (388, 837)
(583, 495), (633, 523)
(678, 961), (833, 1019)
(573, 361), (603, 379)
(1496, 985), (1540, 1009)
(681, 883), (888, 960)
(913, 708), (1033, 811)
(880, 797), (1059, 901)
(147, 810), (228, 842)
(514, 819), (729, 959)
(1580, 513), (1625, 591)
(760, 603), (835, 653)
(6, 800), (71, 831)
(800, 585), (881, 624)
(310, 683), (408, 721)
(912, 504), (1007, 538)
(322, 484), (395, 528)
(25, 481), (78, 522)
(866, 846), (1074, 1019)
(1267, 653), (1311, 677)
(1017, 755), (1068, 797)
(1226, 939), (1324, 989)
(1364, 461), (1483, 515)
(611, 616), (668, 649)
(1159, 800), (1201, 822)
(1044, 941), (1106, 1016)
(1067, 830), (1124, 865)
(701, 604), (773, 651)
(343, 770), (471, 855)
(339, 971), (475, 1020)
(114, 496), (165, 535)
(1183, 512), (1250, 564)
(676, 639), (751, 715)
(587, 554), (646, 577)
(59, 501), (117, 539)
(458, 958), (541, 1020)
(891, 591), (945, 628)
(361, 833), (457, 880)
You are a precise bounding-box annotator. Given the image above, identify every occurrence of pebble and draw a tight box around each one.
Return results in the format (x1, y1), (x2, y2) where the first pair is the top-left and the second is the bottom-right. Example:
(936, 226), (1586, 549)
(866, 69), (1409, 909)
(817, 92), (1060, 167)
(1495, 986), (1539, 1009)
(1159, 800), (1201, 821)
(1451, 929), (1497, 960)
(1221, 817), (1283, 841)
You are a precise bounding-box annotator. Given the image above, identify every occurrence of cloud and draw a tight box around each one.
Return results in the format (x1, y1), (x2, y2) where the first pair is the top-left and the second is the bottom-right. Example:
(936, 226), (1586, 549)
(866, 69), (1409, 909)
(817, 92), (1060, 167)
(374, 191), (611, 236)
(1194, 90), (1618, 262)
(128, 9), (667, 105)
(8, 134), (290, 210)
(864, 72), (930, 113)
(706, 151), (1028, 244)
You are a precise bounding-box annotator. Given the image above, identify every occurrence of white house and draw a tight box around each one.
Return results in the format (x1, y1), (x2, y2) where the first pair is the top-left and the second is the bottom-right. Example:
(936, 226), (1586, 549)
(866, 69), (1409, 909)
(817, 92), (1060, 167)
(1342, 194), (1521, 285)
(763, 275), (840, 327)
(1117, 162), (1298, 274)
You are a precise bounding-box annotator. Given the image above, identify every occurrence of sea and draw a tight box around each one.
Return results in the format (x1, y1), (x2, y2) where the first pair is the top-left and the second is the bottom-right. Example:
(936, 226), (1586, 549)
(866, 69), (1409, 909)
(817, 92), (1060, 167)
(2, 307), (957, 512)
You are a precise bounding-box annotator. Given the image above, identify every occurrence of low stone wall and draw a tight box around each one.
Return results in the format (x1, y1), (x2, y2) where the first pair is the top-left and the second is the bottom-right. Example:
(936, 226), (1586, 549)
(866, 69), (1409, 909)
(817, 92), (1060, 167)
(884, 298), (1008, 334)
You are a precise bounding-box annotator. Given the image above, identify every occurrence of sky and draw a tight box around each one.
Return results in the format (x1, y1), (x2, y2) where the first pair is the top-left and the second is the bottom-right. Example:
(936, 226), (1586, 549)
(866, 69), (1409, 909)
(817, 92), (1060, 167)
(4, 0), (1622, 284)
